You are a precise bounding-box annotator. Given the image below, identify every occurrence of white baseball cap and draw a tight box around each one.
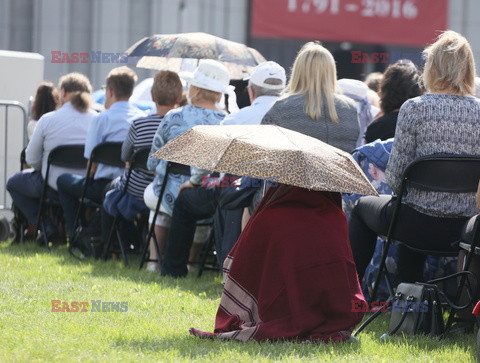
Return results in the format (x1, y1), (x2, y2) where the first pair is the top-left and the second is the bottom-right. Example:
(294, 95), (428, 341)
(180, 59), (230, 93)
(247, 61), (286, 90)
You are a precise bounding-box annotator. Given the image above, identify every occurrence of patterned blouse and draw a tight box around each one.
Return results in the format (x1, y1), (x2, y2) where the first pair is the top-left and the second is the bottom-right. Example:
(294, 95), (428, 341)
(147, 105), (225, 215)
(386, 94), (480, 217)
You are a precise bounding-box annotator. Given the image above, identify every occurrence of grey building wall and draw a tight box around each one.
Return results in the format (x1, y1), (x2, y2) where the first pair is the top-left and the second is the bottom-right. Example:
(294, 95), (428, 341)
(1, 0), (480, 86)
(0, 0), (249, 88)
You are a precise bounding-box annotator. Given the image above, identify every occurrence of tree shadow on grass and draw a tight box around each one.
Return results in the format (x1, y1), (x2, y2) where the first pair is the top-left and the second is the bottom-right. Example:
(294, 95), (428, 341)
(111, 334), (362, 360)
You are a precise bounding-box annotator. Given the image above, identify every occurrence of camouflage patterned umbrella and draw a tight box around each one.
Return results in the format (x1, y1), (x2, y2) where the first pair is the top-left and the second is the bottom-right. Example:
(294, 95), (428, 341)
(126, 32), (266, 80)
(152, 125), (378, 196)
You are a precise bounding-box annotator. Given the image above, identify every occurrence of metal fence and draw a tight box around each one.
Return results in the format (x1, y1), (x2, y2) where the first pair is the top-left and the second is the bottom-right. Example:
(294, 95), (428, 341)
(0, 101), (27, 213)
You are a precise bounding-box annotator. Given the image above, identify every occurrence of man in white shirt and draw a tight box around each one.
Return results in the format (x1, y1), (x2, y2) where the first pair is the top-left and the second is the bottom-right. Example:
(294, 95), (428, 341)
(221, 61), (286, 126)
(7, 73), (96, 241)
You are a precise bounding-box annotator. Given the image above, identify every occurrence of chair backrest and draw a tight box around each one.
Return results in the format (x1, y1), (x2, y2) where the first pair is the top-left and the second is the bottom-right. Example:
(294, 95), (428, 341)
(90, 142), (124, 168)
(400, 154), (480, 195)
(129, 147), (151, 173)
(48, 144), (87, 169)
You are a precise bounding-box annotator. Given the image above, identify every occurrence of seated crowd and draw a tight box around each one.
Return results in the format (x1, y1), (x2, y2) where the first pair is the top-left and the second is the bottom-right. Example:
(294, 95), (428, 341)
(7, 30), (480, 342)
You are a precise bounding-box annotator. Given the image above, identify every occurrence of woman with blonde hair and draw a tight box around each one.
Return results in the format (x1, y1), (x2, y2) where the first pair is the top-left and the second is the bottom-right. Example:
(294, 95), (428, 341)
(349, 31), (480, 288)
(261, 42), (358, 152)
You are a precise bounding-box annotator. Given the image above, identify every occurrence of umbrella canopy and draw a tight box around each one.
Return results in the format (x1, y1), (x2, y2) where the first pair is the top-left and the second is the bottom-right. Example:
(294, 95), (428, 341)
(152, 125), (378, 196)
(126, 32), (267, 80)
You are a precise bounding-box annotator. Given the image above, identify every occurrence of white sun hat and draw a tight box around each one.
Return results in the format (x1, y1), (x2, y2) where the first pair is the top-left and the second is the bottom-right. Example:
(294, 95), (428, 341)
(180, 59), (230, 93)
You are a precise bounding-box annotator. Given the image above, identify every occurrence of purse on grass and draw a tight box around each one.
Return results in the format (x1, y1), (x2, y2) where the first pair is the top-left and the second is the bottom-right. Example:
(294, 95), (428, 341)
(388, 282), (445, 336)
(353, 271), (477, 338)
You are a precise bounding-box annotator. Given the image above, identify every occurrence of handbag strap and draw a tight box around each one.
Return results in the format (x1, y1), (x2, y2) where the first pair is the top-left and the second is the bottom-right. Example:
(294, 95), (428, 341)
(427, 271), (478, 310)
(353, 297), (393, 337)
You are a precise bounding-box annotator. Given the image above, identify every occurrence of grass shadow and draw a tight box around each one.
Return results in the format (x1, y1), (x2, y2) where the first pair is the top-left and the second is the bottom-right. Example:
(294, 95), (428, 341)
(1, 241), (223, 297)
(111, 334), (363, 360)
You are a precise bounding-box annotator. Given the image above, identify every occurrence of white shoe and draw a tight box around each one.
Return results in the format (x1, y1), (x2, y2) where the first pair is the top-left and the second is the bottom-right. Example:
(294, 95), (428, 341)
(146, 262), (159, 272)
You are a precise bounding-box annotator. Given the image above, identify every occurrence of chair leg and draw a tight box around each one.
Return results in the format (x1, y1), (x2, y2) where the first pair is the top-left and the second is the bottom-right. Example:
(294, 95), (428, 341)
(197, 233), (216, 278)
(103, 215), (118, 261)
(371, 239), (393, 301)
(115, 228), (129, 267)
(139, 221), (155, 270)
(38, 218), (50, 249)
(446, 248), (477, 331)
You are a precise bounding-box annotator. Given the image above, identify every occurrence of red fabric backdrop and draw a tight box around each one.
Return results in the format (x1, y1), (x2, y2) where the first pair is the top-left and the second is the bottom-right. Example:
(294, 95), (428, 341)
(251, 0), (448, 46)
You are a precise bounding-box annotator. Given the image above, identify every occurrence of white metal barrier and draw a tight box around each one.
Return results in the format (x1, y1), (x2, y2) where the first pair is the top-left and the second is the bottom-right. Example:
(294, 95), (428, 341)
(0, 101), (27, 240)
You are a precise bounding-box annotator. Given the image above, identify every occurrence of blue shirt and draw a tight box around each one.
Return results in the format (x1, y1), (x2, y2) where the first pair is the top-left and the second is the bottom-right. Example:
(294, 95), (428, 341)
(85, 101), (146, 180)
(147, 105), (225, 215)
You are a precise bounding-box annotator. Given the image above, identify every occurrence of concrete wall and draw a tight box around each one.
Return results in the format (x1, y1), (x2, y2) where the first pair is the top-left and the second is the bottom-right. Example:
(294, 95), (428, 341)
(0, 0), (249, 89)
(448, 0), (480, 70)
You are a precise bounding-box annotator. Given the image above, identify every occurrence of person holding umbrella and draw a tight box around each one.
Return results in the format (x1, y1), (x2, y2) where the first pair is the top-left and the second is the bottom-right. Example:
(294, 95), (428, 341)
(143, 60), (229, 270)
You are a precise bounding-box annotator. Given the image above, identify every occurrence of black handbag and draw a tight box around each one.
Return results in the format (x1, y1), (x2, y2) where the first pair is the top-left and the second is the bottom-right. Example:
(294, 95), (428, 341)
(353, 271), (477, 338)
(388, 282), (445, 336)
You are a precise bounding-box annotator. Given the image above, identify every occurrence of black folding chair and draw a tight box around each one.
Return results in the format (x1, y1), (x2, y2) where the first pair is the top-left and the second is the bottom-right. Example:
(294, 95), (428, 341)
(139, 161), (191, 271)
(196, 225), (220, 277)
(71, 142), (124, 241)
(35, 144), (87, 248)
(102, 147), (152, 266)
(371, 154), (480, 302)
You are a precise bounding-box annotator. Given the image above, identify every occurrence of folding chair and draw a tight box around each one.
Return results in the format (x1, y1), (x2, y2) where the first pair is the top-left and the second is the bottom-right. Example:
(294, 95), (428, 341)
(35, 144), (87, 248)
(71, 142), (124, 241)
(139, 161), (191, 271)
(371, 154), (480, 309)
(197, 226), (220, 277)
(102, 146), (152, 266)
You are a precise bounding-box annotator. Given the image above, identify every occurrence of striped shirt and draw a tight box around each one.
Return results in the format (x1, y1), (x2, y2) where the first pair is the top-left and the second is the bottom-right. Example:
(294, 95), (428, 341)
(115, 114), (163, 200)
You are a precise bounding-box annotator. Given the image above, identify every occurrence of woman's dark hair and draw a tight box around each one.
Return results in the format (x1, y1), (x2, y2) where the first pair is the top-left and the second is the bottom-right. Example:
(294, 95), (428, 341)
(31, 81), (60, 120)
(379, 62), (424, 114)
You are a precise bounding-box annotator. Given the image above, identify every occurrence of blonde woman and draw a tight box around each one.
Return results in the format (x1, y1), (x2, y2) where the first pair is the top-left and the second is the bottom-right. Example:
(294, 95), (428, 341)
(349, 31), (480, 286)
(261, 42), (358, 152)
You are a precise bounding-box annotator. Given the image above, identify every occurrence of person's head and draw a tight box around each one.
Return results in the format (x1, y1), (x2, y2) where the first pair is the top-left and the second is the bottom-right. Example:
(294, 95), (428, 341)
(104, 66), (138, 108)
(151, 71), (183, 108)
(31, 81), (60, 120)
(379, 62), (424, 114)
(247, 61), (286, 101)
(180, 60), (230, 108)
(288, 42), (339, 122)
(58, 72), (93, 113)
(423, 30), (476, 96)
(364, 72), (383, 93)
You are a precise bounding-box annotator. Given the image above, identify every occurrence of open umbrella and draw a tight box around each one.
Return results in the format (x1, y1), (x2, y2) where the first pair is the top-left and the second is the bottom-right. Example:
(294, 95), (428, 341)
(152, 125), (378, 196)
(126, 32), (266, 80)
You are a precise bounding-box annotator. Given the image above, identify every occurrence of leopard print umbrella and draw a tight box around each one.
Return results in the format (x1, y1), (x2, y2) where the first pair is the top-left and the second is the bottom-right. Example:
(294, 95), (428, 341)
(152, 124), (378, 196)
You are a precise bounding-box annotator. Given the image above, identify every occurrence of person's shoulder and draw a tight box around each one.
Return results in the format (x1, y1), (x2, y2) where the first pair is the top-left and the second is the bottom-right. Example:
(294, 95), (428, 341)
(132, 114), (162, 125)
(334, 94), (357, 110)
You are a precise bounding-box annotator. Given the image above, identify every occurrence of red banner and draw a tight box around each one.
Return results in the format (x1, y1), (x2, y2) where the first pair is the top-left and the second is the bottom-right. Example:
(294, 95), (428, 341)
(251, 0), (448, 46)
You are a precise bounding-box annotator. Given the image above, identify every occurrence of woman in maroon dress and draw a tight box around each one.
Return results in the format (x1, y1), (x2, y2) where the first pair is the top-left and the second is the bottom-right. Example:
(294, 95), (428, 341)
(190, 184), (365, 342)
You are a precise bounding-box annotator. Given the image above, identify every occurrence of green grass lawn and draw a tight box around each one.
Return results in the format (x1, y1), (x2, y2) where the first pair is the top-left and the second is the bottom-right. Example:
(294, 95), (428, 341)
(0, 242), (476, 362)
